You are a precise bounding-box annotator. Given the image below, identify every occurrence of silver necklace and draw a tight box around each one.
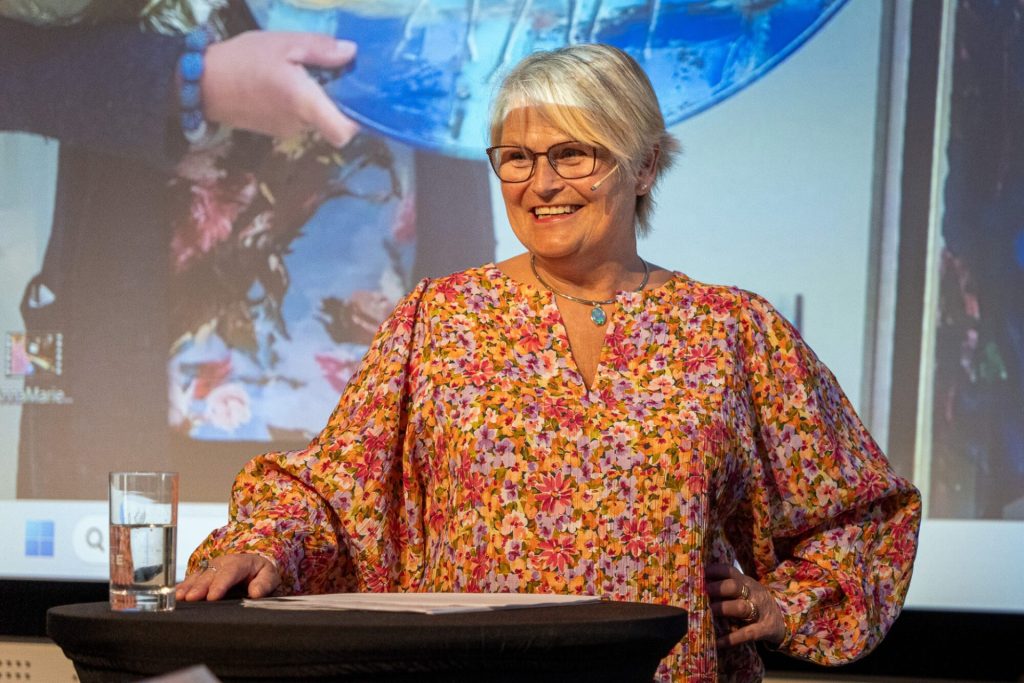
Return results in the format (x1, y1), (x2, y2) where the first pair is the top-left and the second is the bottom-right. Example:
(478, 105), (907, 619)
(530, 254), (650, 326)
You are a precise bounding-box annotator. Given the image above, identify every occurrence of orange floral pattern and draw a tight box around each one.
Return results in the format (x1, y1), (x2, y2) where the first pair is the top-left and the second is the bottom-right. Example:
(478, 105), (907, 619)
(190, 265), (921, 681)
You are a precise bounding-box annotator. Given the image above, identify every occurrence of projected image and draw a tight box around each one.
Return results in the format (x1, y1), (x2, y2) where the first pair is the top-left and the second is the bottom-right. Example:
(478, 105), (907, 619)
(1, 2), (495, 500)
(5, 332), (62, 379)
(167, 131), (415, 442)
(926, 0), (1024, 520)
(2, 0), (854, 502)
(258, 0), (850, 156)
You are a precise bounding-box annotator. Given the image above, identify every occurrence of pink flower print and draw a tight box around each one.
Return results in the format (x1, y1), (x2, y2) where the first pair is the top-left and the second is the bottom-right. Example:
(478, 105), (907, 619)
(536, 535), (578, 573)
(520, 353), (543, 376)
(517, 330), (544, 354)
(493, 439), (517, 469)
(191, 358), (232, 400)
(693, 289), (733, 316)
(619, 518), (655, 558)
(504, 539), (525, 562)
(463, 358), (494, 387)
(500, 510), (528, 540)
(462, 471), (486, 506)
(432, 279), (463, 304)
(466, 292), (491, 314)
(315, 353), (361, 393)
(534, 472), (574, 515)
(203, 383), (252, 433)
(171, 179), (255, 273)
(500, 479), (519, 504)
(684, 341), (718, 374)
(476, 425), (497, 450)
(427, 505), (447, 534)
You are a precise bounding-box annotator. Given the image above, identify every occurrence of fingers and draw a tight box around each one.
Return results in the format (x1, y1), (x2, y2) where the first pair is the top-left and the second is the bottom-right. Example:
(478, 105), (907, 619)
(706, 563), (788, 648)
(201, 31), (359, 147)
(709, 591), (756, 620)
(175, 558), (243, 602)
(175, 554), (280, 602)
(706, 562), (745, 603)
(716, 622), (765, 649)
(706, 576), (746, 600)
(298, 80), (360, 147)
(288, 37), (359, 147)
(286, 35), (357, 68)
(705, 562), (740, 582)
(247, 561), (283, 598)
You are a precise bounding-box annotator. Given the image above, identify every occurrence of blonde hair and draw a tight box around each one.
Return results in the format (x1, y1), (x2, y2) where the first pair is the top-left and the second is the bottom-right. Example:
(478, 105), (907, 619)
(489, 44), (680, 236)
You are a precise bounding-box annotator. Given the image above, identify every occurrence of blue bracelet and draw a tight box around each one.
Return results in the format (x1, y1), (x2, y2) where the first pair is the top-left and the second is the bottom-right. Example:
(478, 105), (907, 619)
(177, 27), (218, 146)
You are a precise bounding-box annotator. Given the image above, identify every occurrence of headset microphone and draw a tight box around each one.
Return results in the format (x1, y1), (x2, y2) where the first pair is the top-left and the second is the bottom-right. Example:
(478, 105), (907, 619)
(589, 163), (620, 191)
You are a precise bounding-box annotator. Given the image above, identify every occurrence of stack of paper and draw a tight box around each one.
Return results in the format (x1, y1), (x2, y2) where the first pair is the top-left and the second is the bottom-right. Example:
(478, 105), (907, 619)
(242, 592), (602, 614)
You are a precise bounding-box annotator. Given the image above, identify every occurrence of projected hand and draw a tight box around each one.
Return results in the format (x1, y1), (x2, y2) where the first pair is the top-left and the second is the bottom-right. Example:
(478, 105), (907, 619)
(202, 31), (360, 147)
(706, 563), (786, 648)
(176, 553), (281, 601)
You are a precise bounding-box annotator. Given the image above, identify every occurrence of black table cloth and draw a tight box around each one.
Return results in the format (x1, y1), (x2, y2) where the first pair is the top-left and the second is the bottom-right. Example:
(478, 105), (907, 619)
(47, 599), (688, 682)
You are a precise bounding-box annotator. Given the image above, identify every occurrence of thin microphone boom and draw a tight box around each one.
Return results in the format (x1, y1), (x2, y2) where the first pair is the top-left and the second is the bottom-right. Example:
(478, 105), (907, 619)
(589, 163), (620, 191)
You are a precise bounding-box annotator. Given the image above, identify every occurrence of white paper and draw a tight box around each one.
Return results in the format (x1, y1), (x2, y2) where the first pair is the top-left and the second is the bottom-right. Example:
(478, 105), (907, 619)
(242, 592), (602, 614)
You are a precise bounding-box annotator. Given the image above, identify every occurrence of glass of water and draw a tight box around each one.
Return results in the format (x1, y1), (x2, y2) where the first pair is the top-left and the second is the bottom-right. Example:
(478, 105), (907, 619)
(108, 472), (178, 611)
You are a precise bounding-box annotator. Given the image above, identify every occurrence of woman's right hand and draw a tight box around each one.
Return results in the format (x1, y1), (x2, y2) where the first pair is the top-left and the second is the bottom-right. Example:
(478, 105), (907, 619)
(175, 553), (281, 601)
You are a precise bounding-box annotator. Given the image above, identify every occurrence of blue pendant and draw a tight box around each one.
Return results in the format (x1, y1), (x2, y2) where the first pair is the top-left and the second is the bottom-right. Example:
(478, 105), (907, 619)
(590, 306), (607, 326)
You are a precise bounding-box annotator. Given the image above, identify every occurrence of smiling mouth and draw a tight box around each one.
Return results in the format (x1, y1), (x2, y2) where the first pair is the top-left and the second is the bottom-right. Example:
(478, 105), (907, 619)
(533, 205), (581, 219)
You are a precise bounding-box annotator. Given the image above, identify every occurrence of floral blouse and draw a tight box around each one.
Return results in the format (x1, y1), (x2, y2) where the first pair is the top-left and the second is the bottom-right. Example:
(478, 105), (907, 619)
(190, 264), (922, 682)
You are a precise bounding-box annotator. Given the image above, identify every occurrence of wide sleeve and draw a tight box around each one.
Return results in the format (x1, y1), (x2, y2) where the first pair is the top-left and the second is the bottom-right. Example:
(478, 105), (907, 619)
(0, 17), (188, 169)
(732, 293), (922, 665)
(187, 279), (433, 594)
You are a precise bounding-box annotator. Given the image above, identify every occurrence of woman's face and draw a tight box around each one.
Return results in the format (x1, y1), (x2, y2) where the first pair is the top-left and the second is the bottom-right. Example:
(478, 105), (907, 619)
(497, 107), (644, 266)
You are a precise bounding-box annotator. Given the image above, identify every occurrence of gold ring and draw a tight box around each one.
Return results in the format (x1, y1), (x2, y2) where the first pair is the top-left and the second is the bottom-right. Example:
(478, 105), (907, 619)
(739, 584), (750, 601)
(741, 598), (759, 623)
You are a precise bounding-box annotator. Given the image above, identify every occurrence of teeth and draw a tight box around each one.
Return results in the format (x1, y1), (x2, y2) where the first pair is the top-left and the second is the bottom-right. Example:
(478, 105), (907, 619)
(534, 206), (578, 216)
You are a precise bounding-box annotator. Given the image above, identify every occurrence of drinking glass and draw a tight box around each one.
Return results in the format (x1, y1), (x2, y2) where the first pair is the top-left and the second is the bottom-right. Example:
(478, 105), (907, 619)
(108, 472), (178, 611)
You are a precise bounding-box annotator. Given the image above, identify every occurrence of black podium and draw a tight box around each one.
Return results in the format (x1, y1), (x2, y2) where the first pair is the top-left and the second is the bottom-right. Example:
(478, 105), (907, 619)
(47, 600), (688, 682)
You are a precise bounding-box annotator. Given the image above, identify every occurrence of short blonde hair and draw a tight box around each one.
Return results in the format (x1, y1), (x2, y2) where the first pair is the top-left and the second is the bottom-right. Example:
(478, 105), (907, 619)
(489, 44), (680, 236)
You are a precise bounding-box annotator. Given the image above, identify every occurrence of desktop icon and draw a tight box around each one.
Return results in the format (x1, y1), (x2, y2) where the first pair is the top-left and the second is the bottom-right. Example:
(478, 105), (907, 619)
(24, 519), (55, 557)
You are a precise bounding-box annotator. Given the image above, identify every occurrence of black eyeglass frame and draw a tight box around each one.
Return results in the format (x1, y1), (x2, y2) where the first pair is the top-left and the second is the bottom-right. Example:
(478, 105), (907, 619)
(485, 142), (602, 183)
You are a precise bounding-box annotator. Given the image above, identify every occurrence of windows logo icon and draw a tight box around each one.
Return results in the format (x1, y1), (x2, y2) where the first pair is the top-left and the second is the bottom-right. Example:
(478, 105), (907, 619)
(25, 519), (55, 557)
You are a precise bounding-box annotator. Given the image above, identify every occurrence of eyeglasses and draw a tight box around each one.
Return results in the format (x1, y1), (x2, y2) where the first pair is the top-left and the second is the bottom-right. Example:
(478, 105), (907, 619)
(485, 142), (599, 183)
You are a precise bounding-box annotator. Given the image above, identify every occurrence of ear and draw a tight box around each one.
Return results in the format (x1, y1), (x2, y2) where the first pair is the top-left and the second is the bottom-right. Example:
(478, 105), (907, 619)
(635, 145), (660, 195)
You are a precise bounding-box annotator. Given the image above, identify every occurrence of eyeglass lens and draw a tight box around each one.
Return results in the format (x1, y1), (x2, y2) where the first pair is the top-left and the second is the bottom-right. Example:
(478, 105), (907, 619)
(487, 142), (597, 182)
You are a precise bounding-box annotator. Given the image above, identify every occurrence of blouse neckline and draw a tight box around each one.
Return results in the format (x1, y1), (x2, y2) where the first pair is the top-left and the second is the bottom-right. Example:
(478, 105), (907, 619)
(480, 262), (687, 305)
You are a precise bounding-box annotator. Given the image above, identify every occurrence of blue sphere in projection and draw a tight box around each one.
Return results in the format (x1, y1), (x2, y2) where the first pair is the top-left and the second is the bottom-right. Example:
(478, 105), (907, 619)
(256, 0), (848, 157)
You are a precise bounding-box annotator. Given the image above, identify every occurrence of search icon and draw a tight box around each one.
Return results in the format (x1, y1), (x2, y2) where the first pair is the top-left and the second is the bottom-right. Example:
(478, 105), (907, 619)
(86, 527), (104, 552)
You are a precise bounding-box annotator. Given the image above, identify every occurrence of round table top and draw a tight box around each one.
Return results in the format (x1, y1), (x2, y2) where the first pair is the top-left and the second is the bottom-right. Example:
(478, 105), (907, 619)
(48, 599), (688, 682)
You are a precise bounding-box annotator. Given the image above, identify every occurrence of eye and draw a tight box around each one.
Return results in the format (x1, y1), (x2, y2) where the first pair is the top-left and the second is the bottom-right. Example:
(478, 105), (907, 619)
(500, 147), (533, 167)
(552, 143), (592, 165)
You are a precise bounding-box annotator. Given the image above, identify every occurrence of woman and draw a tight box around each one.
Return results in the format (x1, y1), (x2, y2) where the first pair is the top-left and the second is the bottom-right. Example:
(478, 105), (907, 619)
(178, 44), (921, 681)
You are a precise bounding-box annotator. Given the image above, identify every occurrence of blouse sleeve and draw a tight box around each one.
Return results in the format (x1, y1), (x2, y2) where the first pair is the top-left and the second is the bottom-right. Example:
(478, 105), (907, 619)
(732, 292), (922, 665)
(0, 17), (189, 170)
(187, 279), (433, 594)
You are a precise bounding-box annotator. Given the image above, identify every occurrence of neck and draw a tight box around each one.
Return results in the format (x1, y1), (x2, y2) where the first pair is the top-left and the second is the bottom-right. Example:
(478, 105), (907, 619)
(530, 252), (647, 300)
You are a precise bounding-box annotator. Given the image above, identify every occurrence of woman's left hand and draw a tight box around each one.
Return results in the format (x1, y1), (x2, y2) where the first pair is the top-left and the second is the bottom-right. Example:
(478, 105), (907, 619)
(202, 31), (360, 147)
(706, 563), (786, 648)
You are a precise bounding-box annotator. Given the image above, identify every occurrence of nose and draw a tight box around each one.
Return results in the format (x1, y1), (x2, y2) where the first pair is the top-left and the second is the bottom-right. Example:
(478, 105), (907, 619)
(529, 154), (564, 195)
